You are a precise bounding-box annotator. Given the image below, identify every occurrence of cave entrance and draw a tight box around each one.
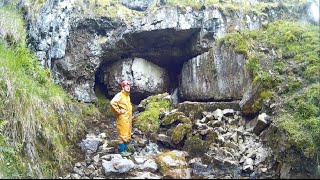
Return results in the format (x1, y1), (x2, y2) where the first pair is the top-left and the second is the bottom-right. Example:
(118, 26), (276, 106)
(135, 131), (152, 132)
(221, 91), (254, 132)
(94, 28), (206, 105)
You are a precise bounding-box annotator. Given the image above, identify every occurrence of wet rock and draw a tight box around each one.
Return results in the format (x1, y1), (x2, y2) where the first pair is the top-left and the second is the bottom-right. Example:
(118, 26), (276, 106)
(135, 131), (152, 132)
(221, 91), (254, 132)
(67, 94), (282, 179)
(73, 167), (84, 176)
(243, 158), (254, 171)
(136, 159), (158, 172)
(213, 109), (223, 121)
(156, 134), (175, 148)
(222, 109), (235, 117)
(133, 156), (147, 164)
(120, 0), (153, 11)
(92, 154), (100, 164)
(101, 157), (135, 175)
(79, 134), (102, 154)
(253, 113), (271, 136)
(102, 57), (170, 103)
(139, 142), (161, 157)
(156, 150), (190, 178)
(180, 48), (250, 101)
(239, 84), (262, 116)
(129, 172), (162, 179)
(189, 158), (213, 177)
(175, 101), (240, 119)
(70, 173), (81, 179)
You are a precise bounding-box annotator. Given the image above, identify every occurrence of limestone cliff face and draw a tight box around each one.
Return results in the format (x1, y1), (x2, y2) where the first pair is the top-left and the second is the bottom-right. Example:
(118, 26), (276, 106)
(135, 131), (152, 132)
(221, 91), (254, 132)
(22, 0), (318, 103)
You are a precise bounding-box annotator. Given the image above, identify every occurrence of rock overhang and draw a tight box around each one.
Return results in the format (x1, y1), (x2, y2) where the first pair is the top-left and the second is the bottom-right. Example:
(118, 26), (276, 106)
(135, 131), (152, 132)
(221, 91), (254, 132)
(100, 27), (204, 71)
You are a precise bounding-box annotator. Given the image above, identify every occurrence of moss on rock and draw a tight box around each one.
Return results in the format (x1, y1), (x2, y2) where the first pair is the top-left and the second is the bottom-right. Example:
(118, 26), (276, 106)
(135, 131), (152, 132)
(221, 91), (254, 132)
(156, 150), (187, 174)
(183, 135), (208, 158)
(161, 111), (191, 126)
(134, 93), (172, 134)
(171, 123), (192, 145)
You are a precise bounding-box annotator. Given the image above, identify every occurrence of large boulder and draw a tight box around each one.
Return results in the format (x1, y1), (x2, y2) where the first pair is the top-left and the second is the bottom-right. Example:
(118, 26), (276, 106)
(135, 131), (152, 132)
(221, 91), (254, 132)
(101, 57), (169, 102)
(239, 84), (262, 116)
(179, 46), (251, 101)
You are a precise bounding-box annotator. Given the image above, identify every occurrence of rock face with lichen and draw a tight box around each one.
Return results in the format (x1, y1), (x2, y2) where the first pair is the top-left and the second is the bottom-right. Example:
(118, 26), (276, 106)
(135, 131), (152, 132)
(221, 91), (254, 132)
(21, 0), (318, 104)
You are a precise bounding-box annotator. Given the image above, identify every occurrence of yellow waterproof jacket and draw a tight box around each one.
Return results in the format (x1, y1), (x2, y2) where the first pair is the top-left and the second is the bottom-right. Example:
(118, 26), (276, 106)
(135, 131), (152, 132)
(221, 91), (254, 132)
(110, 90), (132, 143)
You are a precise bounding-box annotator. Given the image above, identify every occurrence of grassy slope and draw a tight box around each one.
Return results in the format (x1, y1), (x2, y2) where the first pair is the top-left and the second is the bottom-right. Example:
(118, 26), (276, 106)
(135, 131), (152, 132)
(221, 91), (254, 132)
(217, 20), (319, 158)
(0, 5), (100, 178)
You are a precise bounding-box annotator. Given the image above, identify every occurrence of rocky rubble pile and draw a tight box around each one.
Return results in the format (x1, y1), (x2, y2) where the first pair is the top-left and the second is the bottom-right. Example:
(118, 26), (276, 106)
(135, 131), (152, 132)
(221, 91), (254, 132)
(64, 102), (278, 179)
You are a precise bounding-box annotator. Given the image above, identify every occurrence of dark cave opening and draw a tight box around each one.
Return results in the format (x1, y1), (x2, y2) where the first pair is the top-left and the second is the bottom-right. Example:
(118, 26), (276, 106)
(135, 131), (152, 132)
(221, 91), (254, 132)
(93, 28), (206, 105)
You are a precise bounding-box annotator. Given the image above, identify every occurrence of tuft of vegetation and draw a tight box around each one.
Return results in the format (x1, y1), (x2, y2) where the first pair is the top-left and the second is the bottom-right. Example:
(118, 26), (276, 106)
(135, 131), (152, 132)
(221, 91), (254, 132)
(279, 83), (320, 156)
(0, 5), (27, 47)
(216, 32), (249, 57)
(73, 0), (143, 22)
(166, 0), (209, 10)
(216, 20), (319, 157)
(165, 0), (307, 18)
(0, 5), (100, 178)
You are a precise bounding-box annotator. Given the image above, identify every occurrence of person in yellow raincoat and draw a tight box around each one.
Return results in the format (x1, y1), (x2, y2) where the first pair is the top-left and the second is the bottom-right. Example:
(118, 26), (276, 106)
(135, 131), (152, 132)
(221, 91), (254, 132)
(110, 80), (133, 157)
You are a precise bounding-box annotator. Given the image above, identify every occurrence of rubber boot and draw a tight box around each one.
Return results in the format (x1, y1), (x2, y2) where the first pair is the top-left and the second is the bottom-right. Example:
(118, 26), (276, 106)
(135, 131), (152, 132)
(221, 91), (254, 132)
(124, 142), (129, 151)
(118, 143), (125, 153)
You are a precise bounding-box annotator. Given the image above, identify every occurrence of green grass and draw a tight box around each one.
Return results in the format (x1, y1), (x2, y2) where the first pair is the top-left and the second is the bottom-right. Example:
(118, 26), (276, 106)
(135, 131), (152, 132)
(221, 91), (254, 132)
(280, 83), (320, 156)
(166, 0), (208, 9)
(0, 6), (27, 47)
(0, 5), (99, 178)
(0, 134), (22, 178)
(216, 32), (249, 57)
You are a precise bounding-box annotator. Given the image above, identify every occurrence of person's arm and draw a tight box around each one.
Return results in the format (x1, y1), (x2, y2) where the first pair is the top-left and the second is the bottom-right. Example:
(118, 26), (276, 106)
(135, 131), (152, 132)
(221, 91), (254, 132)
(110, 93), (122, 115)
